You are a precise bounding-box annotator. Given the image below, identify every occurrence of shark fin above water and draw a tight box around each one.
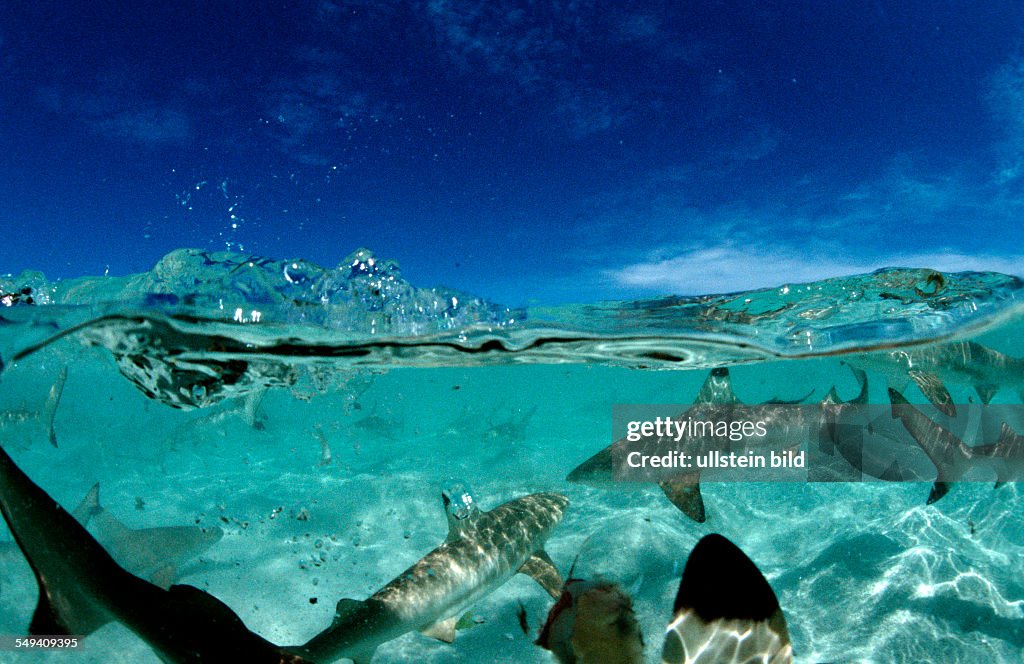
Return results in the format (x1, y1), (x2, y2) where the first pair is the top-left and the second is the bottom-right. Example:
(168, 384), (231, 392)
(662, 534), (792, 664)
(0, 442), (309, 662)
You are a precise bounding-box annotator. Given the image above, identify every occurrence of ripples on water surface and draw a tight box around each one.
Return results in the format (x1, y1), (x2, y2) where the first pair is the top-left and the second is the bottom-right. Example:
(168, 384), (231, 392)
(1, 248), (1022, 662)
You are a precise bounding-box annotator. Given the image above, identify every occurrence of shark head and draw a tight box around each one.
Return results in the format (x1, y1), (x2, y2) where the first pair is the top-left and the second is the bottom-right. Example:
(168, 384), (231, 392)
(441, 479), (479, 537)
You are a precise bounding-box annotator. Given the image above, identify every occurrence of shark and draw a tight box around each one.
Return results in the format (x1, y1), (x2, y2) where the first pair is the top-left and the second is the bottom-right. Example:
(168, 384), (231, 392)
(0, 366), (66, 448)
(288, 483), (569, 663)
(889, 388), (1024, 503)
(818, 364), (932, 483)
(567, 368), (816, 522)
(662, 534), (792, 664)
(71, 482), (224, 588)
(0, 441), (310, 663)
(849, 340), (1024, 416)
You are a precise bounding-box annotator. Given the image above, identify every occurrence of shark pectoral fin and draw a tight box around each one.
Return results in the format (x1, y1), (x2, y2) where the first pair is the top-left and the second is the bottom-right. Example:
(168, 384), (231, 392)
(908, 371), (955, 417)
(71, 483), (101, 525)
(658, 476), (705, 522)
(519, 549), (563, 598)
(927, 481), (951, 504)
(150, 564), (177, 590)
(420, 616), (458, 643)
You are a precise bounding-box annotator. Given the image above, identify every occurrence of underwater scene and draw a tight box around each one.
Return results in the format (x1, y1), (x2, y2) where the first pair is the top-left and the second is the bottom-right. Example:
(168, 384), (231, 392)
(5, 2), (1024, 663)
(1, 250), (1022, 662)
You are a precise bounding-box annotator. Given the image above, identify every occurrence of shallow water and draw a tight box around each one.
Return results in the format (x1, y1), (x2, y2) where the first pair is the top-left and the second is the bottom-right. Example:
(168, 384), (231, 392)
(1, 250), (1023, 663)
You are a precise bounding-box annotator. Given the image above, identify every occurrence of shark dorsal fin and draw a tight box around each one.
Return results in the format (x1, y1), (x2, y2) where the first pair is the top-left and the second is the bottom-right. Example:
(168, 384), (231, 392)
(695, 368), (739, 405)
(71, 483), (102, 525)
(519, 549), (563, 598)
(674, 534), (780, 620)
(664, 534), (791, 664)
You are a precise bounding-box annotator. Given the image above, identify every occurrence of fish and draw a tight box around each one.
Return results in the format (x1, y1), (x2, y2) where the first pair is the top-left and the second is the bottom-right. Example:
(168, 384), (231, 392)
(662, 534), (792, 664)
(850, 341), (1024, 416)
(71, 482), (223, 589)
(889, 388), (1024, 503)
(536, 559), (644, 664)
(0, 442), (309, 663)
(0, 367), (66, 448)
(818, 364), (931, 482)
(567, 368), (816, 522)
(289, 483), (568, 664)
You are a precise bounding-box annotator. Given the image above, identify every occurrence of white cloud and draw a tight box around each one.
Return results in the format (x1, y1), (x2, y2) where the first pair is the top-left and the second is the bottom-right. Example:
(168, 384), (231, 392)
(608, 244), (1024, 295)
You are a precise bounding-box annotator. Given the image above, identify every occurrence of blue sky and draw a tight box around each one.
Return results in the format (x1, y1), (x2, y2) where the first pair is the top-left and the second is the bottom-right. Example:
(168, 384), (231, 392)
(2, 1), (1024, 304)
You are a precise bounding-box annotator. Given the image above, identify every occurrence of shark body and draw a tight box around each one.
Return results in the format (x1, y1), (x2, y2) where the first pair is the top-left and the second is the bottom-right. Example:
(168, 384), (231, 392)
(0, 367), (66, 448)
(72, 483), (223, 588)
(291, 486), (568, 663)
(0, 442), (308, 663)
(850, 341), (1024, 416)
(567, 368), (815, 522)
(889, 388), (1024, 503)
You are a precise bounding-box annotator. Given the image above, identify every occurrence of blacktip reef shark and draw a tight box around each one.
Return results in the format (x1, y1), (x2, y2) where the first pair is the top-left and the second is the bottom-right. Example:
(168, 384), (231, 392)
(818, 364), (932, 483)
(662, 534), (792, 664)
(1, 482), (223, 589)
(71, 482), (224, 588)
(288, 483), (568, 663)
(889, 388), (1024, 504)
(0, 442), (310, 663)
(849, 340), (1024, 417)
(567, 368), (815, 522)
(0, 366), (65, 448)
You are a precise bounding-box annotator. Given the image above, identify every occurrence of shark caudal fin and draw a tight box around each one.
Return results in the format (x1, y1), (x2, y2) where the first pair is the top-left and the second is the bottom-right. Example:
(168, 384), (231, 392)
(0, 445), (119, 636)
(294, 597), (381, 664)
(662, 534), (792, 664)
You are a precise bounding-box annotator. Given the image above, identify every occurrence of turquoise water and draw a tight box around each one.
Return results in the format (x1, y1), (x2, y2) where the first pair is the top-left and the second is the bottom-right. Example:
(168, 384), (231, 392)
(1, 249), (1023, 662)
